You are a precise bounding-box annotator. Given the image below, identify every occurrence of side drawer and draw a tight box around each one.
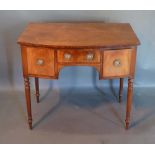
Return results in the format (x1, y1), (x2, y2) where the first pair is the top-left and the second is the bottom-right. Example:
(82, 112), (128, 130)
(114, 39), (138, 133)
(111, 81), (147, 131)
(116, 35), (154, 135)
(25, 47), (55, 77)
(102, 49), (133, 78)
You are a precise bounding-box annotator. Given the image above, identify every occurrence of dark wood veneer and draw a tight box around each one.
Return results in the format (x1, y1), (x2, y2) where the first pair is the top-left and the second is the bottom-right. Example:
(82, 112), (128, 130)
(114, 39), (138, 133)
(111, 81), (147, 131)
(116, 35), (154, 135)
(18, 22), (140, 130)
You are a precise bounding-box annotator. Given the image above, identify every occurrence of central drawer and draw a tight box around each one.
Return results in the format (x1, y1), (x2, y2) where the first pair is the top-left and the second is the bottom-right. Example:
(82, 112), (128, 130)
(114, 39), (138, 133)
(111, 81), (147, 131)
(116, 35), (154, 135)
(57, 49), (101, 63)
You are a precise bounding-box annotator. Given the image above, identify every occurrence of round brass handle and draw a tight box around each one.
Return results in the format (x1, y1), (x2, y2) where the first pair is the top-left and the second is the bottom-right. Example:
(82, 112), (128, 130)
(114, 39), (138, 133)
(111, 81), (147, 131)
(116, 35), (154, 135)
(64, 53), (72, 60)
(36, 59), (44, 65)
(86, 53), (94, 60)
(113, 59), (121, 67)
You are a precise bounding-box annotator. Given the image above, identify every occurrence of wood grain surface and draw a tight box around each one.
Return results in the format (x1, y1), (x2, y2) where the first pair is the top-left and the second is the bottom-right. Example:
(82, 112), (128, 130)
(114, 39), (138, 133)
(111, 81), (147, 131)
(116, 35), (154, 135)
(18, 23), (140, 48)
(18, 22), (140, 129)
(102, 49), (132, 77)
(26, 47), (55, 77)
(57, 49), (100, 63)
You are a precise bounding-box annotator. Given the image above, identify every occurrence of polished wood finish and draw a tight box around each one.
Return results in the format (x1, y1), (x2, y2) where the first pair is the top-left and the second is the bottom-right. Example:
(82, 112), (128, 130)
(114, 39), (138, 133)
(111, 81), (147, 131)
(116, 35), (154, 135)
(18, 23), (140, 130)
(130, 47), (137, 77)
(119, 78), (124, 103)
(102, 49), (132, 78)
(125, 78), (134, 129)
(35, 77), (40, 103)
(18, 23), (140, 48)
(26, 47), (55, 77)
(24, 77), (32, 129)
(21, 46), (28, 76)
(57, 49), (100, 63)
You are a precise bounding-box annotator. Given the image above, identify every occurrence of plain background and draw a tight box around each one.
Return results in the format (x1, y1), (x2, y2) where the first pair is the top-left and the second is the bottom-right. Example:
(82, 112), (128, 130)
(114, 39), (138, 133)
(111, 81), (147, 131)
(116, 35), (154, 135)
(1, 10), (155, 144)
(0, 10), (155, 90)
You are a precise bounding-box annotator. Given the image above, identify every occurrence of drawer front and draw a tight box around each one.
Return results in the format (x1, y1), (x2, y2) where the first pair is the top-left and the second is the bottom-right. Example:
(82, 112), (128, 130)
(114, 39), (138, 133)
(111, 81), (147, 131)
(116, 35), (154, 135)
(57, 49), (100, 63)
(26, 47), (55, 77)
(103, 49), (132, 77)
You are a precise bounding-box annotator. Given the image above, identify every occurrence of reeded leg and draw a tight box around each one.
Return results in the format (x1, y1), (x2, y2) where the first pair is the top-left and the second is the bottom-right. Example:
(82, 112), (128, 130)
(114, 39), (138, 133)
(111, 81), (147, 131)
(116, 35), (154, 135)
(35, 77), (40, 103)
(119, 78), (124, 103)
(24, 77), (32, 129)
(125, 77), (134, 129)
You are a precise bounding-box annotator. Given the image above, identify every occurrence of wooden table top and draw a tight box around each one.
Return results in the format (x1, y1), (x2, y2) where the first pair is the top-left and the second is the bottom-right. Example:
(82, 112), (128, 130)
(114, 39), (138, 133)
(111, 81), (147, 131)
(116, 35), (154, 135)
(18, 23), (140, 48)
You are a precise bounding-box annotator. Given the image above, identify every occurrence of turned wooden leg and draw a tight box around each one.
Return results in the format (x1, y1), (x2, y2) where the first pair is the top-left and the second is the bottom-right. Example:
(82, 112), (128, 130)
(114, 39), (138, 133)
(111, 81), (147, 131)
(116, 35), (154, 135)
(125, 77), (134, 129)
(119, 78), (124, 103)
(35, 77), (40, 103)
(24, 77), (32, 129)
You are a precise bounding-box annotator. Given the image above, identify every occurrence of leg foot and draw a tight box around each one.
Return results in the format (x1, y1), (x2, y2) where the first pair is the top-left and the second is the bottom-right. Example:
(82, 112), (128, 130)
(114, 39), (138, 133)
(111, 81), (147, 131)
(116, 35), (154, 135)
(28, 119), (32, 129)
(125, 120), (129, 130)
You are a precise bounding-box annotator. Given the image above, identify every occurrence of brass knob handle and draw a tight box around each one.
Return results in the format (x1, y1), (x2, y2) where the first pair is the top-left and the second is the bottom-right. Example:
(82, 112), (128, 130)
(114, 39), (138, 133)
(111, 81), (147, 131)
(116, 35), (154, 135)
(64, 53), (72, 60)
(113, 59), (121, 67)
(86, 53), (94, 60)
(36, 59), (44, 65)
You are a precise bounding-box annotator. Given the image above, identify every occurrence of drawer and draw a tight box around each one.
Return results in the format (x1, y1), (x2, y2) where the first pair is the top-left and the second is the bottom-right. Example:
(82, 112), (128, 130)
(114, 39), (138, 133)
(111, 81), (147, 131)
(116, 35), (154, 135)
(102, 49), (132, 77)
(57, 49), (100, 63)
(26, 47), (55, 77)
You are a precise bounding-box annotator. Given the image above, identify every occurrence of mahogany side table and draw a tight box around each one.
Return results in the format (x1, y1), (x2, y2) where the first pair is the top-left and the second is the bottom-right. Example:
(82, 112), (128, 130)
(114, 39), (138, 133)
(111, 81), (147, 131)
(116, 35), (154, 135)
(17, 23), (140, 129)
